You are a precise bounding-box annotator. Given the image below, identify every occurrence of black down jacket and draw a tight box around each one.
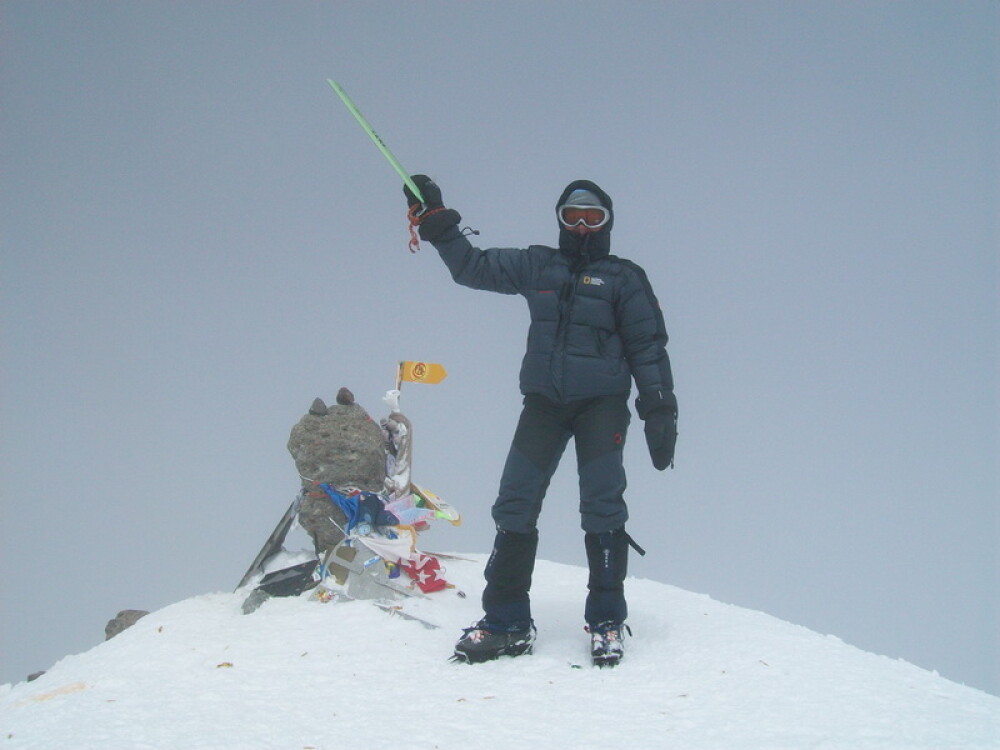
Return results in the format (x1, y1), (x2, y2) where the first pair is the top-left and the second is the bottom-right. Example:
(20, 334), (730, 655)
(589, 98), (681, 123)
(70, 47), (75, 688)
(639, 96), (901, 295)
(427, 180), (675, 409)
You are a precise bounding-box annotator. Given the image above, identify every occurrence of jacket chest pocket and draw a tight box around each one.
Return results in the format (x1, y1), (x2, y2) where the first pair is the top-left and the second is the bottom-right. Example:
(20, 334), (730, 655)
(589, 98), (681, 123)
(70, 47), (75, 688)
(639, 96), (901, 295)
(574, 289), (618, 331)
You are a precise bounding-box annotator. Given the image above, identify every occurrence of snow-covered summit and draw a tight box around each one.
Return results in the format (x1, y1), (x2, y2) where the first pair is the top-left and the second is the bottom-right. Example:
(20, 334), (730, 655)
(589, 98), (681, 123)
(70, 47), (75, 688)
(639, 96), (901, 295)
(2, 556), (997, 749)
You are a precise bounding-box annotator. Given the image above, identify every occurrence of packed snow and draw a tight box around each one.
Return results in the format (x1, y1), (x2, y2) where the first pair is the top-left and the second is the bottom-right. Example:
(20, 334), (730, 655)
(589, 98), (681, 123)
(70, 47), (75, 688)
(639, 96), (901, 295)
(1, 555), (997, 749)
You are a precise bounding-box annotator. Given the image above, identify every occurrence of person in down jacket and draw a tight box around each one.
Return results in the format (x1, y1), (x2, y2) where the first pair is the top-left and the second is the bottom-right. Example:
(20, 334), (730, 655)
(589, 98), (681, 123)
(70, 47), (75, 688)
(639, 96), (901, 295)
(404, 175), (677, 667)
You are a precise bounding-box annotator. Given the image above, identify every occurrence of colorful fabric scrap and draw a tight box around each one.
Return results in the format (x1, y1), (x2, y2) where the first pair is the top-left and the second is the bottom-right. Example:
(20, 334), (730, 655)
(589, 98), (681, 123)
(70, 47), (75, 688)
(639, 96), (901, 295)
(400, 553), (450, 593)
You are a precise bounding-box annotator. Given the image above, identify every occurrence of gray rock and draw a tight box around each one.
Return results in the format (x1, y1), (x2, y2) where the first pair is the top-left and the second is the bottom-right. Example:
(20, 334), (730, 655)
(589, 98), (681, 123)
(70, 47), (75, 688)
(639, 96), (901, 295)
(105, 609), (149, 640)
(241, 588), (271, 615)
(297, 487), (348, 554)
(287, 399), (385, 491)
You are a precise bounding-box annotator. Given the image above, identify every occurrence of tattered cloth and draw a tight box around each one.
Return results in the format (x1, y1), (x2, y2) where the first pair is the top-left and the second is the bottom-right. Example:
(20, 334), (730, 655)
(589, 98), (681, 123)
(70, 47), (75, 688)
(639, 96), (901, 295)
(399, 553), (450, 593)
(318, 484), (396, 533)
(315, 483), (450, 593)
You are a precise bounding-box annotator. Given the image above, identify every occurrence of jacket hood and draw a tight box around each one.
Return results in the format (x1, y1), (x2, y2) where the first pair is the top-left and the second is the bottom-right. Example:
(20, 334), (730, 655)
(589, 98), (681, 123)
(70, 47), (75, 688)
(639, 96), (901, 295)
(556, 179), (613, 259)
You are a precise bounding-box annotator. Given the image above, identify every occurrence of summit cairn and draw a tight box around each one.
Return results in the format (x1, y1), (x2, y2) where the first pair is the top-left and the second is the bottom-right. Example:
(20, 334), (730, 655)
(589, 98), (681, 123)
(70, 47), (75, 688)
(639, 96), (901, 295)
(238, 367), (459, 617)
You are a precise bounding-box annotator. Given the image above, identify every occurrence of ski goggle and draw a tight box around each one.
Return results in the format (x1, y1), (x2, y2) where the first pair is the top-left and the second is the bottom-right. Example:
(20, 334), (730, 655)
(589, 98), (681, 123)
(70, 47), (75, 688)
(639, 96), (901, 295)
(558, 205), (609, 229)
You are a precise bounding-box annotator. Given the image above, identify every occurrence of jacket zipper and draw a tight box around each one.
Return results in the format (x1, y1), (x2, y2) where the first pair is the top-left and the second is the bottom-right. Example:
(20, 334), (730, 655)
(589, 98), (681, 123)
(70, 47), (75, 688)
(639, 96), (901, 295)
(553, 255), (586, 399)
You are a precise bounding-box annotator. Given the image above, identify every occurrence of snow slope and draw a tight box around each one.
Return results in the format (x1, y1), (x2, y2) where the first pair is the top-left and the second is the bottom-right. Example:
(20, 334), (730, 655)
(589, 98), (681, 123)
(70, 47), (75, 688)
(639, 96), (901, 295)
(2, 555), (997, 750)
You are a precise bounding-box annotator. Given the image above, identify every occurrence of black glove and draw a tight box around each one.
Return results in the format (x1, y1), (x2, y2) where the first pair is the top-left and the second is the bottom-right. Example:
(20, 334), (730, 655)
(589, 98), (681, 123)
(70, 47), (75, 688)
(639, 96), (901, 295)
(403, 174), (444, 211)
(403, 175), (461, 242)
(635, 390), (678, 471)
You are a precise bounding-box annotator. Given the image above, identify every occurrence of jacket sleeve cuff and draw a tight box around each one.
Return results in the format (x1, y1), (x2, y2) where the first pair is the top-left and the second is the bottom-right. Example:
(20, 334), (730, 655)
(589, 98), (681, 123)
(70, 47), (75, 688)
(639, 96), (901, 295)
(635, 389), (678, 420)
(418, 208), (462, 242)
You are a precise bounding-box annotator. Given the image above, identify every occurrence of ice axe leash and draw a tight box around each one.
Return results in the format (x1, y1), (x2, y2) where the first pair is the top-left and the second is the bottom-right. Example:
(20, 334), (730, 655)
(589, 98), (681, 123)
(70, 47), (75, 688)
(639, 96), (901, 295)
(326, 80), (427, 252)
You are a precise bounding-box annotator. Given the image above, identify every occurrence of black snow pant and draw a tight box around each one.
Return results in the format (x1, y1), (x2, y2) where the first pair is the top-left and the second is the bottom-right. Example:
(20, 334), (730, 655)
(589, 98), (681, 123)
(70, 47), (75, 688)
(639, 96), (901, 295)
(482, 393), (631, 629)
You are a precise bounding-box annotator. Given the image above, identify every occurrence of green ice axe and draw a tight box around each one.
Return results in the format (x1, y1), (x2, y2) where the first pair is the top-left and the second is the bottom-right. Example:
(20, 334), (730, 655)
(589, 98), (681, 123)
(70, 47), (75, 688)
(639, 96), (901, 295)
(327, 79), (425, 204)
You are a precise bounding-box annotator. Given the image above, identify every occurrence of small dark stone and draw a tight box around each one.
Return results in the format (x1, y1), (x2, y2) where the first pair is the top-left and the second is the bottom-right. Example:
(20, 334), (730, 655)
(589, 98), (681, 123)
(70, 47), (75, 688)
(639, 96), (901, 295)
(105, 609), (150, 640)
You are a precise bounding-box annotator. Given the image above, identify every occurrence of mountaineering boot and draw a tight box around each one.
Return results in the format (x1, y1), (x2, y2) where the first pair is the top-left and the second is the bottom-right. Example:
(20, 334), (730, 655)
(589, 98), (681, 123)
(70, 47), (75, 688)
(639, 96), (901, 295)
(585, 527), (630, 665)
(452, 620), (537, 664)
(587, 620), (631, 668)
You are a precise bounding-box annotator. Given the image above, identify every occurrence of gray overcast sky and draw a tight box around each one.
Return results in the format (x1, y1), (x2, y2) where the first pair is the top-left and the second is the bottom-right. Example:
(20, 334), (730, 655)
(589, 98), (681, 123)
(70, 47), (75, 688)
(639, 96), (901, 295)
(2, 2), (997, 694)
